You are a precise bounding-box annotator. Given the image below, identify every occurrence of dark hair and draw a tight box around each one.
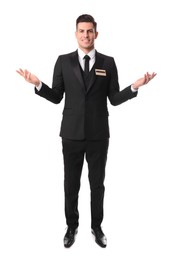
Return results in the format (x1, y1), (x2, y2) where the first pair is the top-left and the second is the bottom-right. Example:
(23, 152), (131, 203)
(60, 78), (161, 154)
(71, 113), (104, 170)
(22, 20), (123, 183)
(76, 14), (97, 32)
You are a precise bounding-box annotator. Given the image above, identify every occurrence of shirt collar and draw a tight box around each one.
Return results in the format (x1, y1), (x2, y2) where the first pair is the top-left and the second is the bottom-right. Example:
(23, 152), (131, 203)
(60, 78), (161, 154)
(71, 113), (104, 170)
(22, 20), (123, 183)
(77, 48), (96, 60)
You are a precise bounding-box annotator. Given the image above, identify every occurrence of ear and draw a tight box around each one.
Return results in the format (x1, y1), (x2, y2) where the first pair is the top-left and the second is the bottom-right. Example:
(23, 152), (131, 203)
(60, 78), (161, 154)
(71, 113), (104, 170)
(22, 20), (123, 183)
(95, 32), (98, 39)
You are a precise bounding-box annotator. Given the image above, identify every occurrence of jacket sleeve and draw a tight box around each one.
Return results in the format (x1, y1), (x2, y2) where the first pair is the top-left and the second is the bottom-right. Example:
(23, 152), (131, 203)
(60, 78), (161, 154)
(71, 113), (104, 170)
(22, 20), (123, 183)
(35, 56), (64, 104)
(108, 58), (138, 106)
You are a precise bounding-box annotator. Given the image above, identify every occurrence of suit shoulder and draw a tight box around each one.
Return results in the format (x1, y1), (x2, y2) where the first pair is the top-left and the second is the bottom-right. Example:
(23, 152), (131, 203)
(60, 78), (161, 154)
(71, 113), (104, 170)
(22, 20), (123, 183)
(58, 51), (77, 59)
(96, 51), (115, 61)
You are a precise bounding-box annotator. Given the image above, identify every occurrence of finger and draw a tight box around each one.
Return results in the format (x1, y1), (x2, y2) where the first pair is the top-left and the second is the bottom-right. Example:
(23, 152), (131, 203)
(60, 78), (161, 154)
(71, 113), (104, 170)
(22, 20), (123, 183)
(145, 73), (149, 84)
(147, 72), (152, 81)
(16, 70), (22, 75)
(148, 72), (156, 81)
(16, 68), (24, 76)
(147, 72), (151, 78)
(152, 72), (157, 78)
(19, 68), (24, 74)
(26, 72), (30, 80)
(25, 69), (31, 79)
(24, 69), (29, 79)
(149, 72), (157, 79)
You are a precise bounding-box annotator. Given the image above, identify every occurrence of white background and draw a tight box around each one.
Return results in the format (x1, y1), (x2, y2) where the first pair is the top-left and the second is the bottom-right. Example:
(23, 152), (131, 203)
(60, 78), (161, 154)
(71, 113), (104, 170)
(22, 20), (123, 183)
(0, 0), (169, 259)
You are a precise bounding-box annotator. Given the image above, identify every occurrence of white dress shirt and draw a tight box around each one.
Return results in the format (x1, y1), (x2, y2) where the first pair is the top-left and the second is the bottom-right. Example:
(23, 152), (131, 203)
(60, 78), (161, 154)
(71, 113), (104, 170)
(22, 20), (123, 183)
(77, 48), (95, 71)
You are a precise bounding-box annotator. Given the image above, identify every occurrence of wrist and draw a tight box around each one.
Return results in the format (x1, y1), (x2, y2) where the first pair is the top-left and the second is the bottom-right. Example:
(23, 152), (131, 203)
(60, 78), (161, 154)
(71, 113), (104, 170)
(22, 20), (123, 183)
(35, 81), (42, 91)
(131, 84), (138, 92)
(35, 80), (40, 86)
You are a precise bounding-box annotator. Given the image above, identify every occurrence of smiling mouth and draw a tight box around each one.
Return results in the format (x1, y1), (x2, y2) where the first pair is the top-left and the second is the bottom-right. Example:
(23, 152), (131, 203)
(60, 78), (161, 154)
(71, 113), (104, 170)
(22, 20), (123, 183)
(83, 40), (90, 43)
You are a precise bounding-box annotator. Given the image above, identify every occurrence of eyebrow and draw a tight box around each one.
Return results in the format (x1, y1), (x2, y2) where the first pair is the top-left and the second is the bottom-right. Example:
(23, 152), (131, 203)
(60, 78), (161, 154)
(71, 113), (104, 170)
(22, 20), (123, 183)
(78, 29), (95, 32)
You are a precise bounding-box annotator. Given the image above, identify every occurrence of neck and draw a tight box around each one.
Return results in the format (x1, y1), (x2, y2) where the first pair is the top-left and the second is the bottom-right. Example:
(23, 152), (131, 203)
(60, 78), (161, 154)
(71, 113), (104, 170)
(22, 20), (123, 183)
(79, 46), (94, 54)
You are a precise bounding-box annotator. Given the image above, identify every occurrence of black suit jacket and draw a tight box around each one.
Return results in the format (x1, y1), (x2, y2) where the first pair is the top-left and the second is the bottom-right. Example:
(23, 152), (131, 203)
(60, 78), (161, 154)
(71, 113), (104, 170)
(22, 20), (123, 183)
(35, 50), (137, 140)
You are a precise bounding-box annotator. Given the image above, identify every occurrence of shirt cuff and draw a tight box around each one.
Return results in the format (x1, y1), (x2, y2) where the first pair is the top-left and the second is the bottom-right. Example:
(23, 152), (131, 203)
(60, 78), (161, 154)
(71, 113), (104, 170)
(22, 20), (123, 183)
(131, 84), (138, 92)
(35, 82), (42, 91)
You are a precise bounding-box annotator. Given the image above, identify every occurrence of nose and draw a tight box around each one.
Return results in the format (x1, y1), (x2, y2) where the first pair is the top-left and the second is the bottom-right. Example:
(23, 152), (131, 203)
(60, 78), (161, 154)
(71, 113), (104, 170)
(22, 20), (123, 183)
(84, 31), (89, 38)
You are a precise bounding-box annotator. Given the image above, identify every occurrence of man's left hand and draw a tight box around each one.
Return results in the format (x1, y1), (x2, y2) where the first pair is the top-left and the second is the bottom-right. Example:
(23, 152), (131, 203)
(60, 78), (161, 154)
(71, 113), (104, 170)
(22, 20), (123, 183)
(132, 72), (157, 90)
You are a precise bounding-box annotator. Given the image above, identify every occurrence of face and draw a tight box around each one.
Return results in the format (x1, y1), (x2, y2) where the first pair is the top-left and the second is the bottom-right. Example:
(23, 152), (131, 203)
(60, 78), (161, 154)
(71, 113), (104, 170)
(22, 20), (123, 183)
(75, 22), (98, 53)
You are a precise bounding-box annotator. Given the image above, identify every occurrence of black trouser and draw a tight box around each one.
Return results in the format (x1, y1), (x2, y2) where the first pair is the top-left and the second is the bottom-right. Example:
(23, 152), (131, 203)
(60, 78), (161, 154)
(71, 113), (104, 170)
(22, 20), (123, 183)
(62, 138), (109, 229)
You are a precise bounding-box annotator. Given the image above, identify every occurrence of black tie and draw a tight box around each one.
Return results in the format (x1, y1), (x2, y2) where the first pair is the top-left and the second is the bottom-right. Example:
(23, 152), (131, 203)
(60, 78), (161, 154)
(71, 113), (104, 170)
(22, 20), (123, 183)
(84, 55), (90, 74)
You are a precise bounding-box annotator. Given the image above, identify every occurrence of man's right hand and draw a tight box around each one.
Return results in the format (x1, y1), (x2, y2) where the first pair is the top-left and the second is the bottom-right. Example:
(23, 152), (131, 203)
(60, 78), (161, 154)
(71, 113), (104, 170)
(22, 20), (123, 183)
(16, 69), (40, 86)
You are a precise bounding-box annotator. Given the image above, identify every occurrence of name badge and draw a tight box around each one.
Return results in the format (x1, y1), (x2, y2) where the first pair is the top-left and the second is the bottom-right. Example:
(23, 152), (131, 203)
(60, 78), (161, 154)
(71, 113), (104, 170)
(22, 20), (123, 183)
(95, 69), (106, 76)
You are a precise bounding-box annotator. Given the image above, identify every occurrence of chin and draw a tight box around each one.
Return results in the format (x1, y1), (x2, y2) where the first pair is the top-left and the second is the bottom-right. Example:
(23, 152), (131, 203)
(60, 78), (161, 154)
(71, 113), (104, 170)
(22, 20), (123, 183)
(84, 45), (92, 49)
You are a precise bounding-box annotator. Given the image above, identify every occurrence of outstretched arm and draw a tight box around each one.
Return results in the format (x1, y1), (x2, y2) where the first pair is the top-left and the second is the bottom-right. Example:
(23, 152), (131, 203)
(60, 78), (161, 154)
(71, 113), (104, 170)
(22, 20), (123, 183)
(16, 67), (64, 104)
(108, 71), (157, 106)
(16, 69), (40, 86)
(132, 72), (157, 90)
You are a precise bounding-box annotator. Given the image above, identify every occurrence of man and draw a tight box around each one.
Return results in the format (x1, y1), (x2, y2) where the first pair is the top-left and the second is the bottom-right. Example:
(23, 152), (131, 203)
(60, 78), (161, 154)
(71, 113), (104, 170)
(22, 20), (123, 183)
(17, 14), (156, 248)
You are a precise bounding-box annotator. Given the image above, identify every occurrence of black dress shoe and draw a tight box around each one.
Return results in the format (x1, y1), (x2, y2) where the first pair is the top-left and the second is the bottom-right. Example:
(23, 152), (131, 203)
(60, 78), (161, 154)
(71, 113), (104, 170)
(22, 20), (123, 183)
(64, 227), (78, 248)
(92, 227), (107, 248)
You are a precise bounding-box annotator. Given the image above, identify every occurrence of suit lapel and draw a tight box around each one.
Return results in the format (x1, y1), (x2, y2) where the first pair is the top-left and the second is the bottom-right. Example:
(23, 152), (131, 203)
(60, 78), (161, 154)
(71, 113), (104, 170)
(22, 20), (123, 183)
(86, 51), (104, 93)
(70, 51), (85, 92)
